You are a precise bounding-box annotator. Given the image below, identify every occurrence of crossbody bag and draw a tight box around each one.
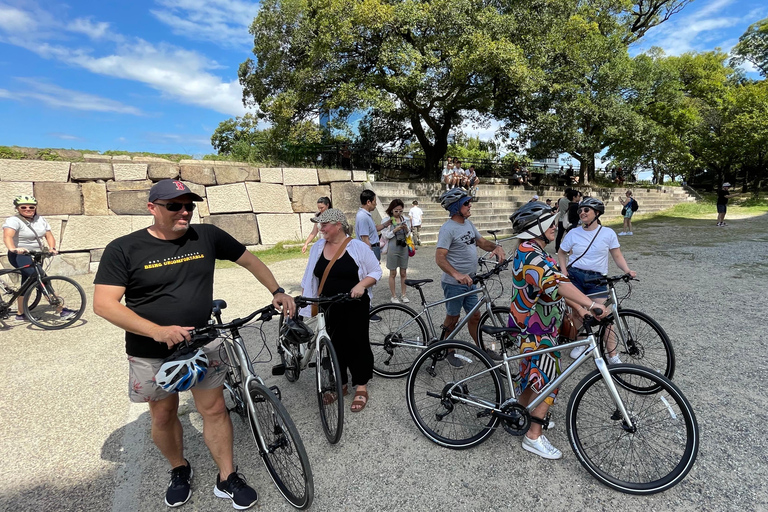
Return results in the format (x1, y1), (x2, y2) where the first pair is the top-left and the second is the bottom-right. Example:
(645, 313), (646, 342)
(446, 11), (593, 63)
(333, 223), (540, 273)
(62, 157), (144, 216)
(312, 237), (352, 317)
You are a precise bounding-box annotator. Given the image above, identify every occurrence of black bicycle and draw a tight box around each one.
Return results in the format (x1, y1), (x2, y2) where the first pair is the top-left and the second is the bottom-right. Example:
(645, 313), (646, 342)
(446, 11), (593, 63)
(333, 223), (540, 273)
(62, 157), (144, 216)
(175, 301), (314, 509)
(0, 250), (86, 329)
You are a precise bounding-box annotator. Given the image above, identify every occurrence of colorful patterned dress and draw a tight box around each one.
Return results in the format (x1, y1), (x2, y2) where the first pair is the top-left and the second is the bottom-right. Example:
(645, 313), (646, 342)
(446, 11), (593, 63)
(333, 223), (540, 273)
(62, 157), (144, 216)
(509, 240), (570, 406)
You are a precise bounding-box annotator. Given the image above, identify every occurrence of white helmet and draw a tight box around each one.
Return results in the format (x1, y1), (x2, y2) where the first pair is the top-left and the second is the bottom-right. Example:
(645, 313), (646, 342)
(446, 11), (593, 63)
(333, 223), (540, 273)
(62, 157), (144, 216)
(155, 348), (209, 392)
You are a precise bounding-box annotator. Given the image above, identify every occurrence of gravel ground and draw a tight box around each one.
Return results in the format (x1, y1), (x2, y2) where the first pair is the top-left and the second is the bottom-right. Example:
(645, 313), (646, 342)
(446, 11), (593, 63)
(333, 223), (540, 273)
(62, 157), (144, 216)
(0, 212), (766, 511)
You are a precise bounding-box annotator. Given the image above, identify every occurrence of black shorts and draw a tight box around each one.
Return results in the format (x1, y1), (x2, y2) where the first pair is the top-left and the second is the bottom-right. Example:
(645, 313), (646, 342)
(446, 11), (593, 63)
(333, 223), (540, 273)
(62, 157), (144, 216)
(717, 204), (727, 214)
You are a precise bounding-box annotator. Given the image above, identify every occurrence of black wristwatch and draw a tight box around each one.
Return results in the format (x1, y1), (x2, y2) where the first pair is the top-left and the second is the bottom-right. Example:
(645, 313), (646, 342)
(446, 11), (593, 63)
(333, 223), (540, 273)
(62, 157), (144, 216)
(272, 287), (285, 296)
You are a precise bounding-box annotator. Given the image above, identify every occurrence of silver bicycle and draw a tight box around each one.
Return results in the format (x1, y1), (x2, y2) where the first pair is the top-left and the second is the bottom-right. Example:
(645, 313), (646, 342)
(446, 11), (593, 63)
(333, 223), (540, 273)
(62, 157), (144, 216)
(369, 260), (513, 378)
(406, 313), (699, 495)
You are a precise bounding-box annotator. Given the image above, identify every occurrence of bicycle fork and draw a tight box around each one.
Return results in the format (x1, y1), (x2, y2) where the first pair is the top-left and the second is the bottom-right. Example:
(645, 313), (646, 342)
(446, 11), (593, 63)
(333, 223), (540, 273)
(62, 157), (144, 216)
(594, 357), (636, 431)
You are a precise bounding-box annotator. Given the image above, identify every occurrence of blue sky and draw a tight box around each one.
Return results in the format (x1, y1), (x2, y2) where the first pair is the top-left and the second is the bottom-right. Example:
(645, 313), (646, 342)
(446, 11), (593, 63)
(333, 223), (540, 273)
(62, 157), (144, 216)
(0, 0), (765, 159)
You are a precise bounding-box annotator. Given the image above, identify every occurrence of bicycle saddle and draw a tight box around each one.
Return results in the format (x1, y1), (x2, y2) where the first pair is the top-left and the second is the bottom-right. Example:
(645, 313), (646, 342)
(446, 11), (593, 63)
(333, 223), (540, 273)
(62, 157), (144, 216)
(487, 229), (501, 236)
(480, 325), (521, 336)
(212, 299), (228, 315)
(404, 279), (433, 288)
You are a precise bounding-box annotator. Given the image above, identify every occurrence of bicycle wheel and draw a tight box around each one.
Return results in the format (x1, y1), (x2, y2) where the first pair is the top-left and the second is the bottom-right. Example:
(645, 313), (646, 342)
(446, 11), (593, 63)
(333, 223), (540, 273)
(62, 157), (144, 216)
(599, 309), (675, 388)
(316, 336), (344, 444)
(280, 346), (301, 382)
(23, 276), (86, 330)
(406, 340), (504, 449)
(477, 260), (503, 300)
(477, 306), (517, 361)
(247, 381), (314, 509)
(369, 303), (429, 378)
(566, 364), (699, 495)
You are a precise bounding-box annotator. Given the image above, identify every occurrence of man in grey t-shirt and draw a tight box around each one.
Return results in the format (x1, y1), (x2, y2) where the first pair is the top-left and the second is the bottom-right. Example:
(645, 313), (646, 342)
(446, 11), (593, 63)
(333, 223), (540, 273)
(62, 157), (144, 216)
(436, 188), (504, 363)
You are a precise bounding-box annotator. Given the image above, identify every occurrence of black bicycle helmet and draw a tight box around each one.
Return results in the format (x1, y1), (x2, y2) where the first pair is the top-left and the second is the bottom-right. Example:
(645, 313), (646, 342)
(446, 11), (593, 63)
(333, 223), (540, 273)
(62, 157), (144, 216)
(509, 201), (557, 242)
(578, 197), (605, 215)
(280, 315), (314, 345)
(439, 188), (470, 210)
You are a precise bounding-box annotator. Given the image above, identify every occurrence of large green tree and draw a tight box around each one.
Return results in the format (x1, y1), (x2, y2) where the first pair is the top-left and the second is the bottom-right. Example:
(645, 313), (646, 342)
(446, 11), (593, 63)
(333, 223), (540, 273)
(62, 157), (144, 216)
(238, 0), (557, 175)
(731, 17), (768, 77)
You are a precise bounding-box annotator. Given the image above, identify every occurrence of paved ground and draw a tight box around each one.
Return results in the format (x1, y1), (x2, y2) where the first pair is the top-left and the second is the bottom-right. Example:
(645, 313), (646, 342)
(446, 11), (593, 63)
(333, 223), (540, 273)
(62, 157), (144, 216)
(1, 212), (767, 512)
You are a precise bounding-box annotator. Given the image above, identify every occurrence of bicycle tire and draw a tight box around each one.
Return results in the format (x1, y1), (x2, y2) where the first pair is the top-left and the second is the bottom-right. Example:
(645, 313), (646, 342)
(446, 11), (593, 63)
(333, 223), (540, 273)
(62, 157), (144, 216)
(598, 309), (675, 390)
(316, 336), (344, 444)
(23, 276), (86, 330)
(247, 381), (314, 509)
(369, 303), (429, 378)
(277, 316), (301, 382)
(566, 364), (699, 495)
(406, 340), (504, 449)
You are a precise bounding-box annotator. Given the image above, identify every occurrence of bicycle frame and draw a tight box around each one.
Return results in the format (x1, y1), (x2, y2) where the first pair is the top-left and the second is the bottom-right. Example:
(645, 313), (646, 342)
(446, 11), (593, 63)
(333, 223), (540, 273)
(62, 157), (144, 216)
(0, 256), (49, 313)
(442, 334), (635, 428)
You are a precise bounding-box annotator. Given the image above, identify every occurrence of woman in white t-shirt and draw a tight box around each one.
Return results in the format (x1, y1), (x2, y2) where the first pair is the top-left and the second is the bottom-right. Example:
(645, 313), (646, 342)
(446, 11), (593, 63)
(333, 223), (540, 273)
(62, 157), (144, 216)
(557, 197), (635, 361)
(2, 195), (58, 321)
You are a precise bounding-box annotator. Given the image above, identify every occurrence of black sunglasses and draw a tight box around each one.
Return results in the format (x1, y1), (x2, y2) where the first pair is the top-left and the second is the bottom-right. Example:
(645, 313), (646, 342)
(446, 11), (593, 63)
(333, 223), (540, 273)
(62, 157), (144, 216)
(578, 207), (593, 214)
(153, 202), (196, 212)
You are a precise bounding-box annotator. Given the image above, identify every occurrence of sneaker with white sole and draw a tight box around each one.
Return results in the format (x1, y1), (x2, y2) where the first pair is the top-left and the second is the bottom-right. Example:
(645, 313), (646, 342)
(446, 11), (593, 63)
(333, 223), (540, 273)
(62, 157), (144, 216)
(390, 296), (401, 304)
(445, 352), (465, 369)
(607, 354), (622, 364)
(165, 460), (193, 508)
(617, 232), (626, 236)
(400, 295), (410, 303)
(569, 345), (587, 359)
(214, 471), (258, 510)
(522, 434), (562, 460)
(626, 232), (633, 235)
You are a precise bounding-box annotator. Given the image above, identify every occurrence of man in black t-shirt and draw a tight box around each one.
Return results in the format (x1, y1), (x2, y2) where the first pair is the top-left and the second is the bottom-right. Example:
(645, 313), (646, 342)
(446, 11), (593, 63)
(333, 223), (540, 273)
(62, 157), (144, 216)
(94, 179), (295, 510)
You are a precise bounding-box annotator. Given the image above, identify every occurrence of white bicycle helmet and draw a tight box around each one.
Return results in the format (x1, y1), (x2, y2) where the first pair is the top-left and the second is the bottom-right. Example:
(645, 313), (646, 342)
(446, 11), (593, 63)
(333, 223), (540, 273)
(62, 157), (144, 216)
(155, 348), (209, 392)
(510, 201), (557, 242)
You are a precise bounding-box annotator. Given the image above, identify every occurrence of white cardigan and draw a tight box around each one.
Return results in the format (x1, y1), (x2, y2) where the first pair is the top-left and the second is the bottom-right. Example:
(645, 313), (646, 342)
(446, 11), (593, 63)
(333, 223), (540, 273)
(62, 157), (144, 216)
(300, 237), (383, 317)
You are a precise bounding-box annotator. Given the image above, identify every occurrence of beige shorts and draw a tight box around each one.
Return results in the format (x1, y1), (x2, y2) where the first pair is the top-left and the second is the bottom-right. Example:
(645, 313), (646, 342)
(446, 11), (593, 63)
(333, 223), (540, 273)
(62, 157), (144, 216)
(127, 341), (229, 403)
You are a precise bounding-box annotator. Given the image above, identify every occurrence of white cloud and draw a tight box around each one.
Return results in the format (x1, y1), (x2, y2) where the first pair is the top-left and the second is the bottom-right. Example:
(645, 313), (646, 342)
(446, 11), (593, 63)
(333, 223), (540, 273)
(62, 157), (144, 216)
(0, 78), (144, 115)
(0, 4), (37, 33)
(151, 0), (260, 47)
(48, 132), (85, 141)
(0, 4), (251, 116)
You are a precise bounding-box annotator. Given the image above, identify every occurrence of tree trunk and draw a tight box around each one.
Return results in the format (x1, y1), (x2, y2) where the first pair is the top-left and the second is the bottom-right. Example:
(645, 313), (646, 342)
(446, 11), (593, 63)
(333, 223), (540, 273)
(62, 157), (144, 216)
(409, 114), (449, 179)
(574, 154), (594, 185)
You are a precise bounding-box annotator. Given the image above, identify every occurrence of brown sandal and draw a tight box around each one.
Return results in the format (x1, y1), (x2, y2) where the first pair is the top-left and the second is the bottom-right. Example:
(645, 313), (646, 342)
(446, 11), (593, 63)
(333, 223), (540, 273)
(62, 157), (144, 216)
(322, 384), (350, 405)
(350, 388), (368, 412)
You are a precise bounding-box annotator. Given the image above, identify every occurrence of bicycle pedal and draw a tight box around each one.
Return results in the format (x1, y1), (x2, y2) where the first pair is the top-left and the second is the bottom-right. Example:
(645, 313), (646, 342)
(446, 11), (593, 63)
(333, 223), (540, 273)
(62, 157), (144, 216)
(269, 385), (282, 400)
(271, 364), (286, 376)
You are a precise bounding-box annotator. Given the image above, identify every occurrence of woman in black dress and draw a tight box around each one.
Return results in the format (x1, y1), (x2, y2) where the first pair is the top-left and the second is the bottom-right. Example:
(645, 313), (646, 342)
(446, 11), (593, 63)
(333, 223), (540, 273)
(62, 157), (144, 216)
(300, 208), (382, 412)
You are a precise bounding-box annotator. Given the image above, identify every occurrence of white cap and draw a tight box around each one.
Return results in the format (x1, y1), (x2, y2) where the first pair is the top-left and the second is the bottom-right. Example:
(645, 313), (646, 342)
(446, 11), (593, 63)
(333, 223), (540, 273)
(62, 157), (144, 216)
(532, 194), (539, 200)
(722, 182), (731, 187)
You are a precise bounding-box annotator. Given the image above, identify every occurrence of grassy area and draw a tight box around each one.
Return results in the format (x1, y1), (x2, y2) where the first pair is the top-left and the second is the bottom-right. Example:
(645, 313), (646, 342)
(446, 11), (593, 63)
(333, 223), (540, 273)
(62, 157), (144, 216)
(215, 241), (309, 269)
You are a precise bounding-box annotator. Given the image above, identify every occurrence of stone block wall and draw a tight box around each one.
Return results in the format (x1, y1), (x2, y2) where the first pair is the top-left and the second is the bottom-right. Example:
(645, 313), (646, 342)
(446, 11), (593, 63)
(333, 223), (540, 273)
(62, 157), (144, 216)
(0, 157), (368, 275)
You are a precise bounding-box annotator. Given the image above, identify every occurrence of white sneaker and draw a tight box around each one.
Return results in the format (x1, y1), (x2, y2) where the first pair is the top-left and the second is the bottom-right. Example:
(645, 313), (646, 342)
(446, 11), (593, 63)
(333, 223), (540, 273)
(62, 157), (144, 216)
(570, 345), (587, 359)
(522, 434), (562, 460)
(626, 232), (633, 235)
(390, 296), (401, 304)
(400, 295), (410, 303)
(617, 232), (626, 236)
(608, 354), (622, 364)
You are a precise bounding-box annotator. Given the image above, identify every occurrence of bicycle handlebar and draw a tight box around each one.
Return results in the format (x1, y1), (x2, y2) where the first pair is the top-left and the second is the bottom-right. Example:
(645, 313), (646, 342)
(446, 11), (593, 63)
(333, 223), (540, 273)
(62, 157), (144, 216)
(584, 273), (637, 286)
(293, 292), (354, 308)
(473, 256), (512, 284)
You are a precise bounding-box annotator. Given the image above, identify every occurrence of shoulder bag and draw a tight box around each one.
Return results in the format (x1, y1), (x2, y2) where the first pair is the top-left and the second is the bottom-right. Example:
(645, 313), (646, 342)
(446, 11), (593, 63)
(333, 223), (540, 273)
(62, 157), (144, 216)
(312, 237), (352, 316)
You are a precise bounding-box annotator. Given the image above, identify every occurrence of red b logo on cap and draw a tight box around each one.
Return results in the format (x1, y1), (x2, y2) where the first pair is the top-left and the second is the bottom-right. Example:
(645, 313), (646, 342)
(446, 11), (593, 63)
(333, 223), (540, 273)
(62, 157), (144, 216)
(173, 181), (185, 191)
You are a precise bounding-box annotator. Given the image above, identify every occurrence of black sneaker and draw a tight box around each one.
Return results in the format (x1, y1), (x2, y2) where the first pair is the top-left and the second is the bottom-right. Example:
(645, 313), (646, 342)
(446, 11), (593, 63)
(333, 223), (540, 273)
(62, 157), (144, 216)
(214, 471), (258, 510)
(165, 460), (193, 508)
(370, 313), (382, 323)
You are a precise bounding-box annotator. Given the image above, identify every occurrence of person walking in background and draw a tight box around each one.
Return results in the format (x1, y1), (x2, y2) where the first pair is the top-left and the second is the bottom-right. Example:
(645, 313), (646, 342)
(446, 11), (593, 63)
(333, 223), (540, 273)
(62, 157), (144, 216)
(716, 182), (731, 227)
(408, 200), (423, 246)
(382, 199), (411, 304)
(554, 188), (571, 252)
(618, 190), (635, 236)
(301, 196), (332, 253)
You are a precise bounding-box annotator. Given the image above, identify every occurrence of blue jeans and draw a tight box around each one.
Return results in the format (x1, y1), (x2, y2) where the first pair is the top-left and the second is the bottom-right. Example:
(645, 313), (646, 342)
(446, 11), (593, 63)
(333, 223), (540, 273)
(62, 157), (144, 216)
(441, 282), (479, 316)
(567, 267), (607, 297)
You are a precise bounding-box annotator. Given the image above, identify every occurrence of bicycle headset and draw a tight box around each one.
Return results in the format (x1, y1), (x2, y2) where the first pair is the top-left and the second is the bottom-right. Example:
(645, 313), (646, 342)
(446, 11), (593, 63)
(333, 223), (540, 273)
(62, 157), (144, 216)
(281, 315), (314, 345)
(13, 195), (38, 206)
(155, 348), (209, 392)
(510, 201), (557, 244)
(577, 197), (605, 228)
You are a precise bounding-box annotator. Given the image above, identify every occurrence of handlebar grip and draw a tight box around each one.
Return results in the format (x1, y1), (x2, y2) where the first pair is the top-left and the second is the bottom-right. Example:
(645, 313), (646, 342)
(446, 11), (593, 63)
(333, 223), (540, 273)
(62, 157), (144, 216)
(592, 307), (603, 317)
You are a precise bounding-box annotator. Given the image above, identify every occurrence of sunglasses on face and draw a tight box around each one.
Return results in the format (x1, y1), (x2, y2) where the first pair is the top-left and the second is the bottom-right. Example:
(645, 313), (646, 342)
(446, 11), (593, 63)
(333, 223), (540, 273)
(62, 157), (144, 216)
(578, 207), (593, 214)
(153, 202), (196, 212)
(18, 206), (37, 210)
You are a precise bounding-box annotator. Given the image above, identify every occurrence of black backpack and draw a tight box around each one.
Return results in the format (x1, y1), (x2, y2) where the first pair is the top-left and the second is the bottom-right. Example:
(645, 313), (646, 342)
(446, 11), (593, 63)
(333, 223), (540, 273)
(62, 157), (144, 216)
(630, 198), (639, 212)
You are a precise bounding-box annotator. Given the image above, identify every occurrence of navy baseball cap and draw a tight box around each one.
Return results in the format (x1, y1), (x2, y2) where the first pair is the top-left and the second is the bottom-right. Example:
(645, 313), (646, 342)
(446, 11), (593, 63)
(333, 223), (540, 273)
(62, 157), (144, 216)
(148, 180), (203, 202)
